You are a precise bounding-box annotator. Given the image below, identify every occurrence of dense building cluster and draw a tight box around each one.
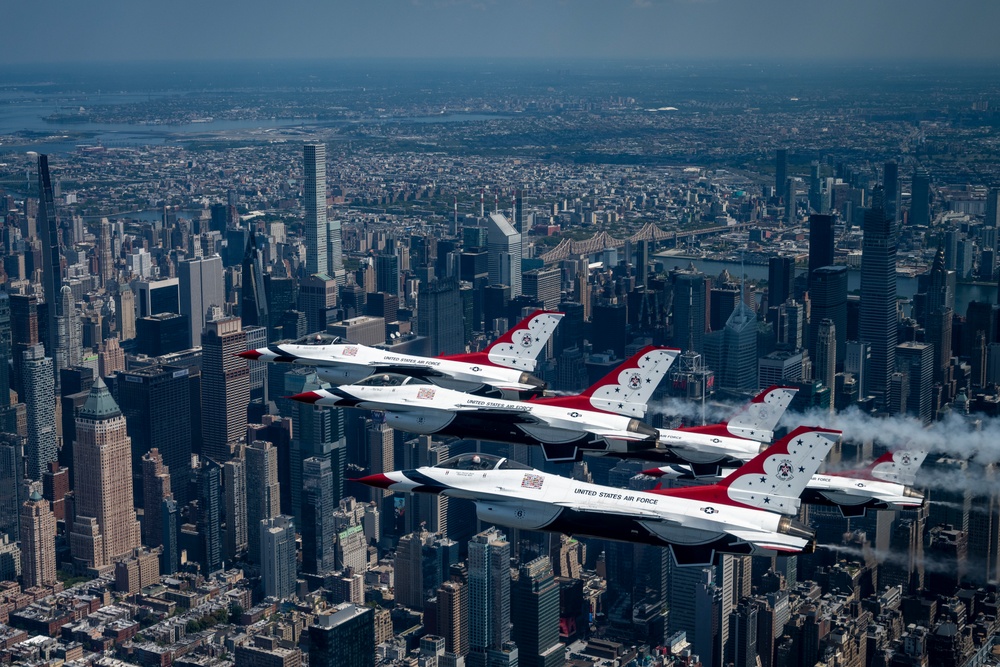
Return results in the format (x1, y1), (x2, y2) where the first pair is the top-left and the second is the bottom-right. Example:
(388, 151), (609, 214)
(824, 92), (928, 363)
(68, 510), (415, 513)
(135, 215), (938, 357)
(0, 63), (1000, 667)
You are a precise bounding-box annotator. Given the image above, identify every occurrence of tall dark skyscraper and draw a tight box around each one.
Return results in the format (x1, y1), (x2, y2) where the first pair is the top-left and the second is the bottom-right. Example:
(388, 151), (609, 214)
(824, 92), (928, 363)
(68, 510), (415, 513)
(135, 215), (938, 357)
(10, 294), (39, 401)
(309, 604), (375, 667)
(775, 149), (787, 199)
(197, 459), (223, 574)
(116, 366), (193, 508)
(808, 266), (848, 365)
(241, 232), (269, 331)
(511, 556), (564, 667)
(671, 269), (707, 353)
(767, 256), (794, 309)
(808, 214), (835, 277)
(911, 167), (931, 228)
(897, 342), (933, 425)
(36, 155), (63, 386)
(301, 456), (336, 575)
(860, 187), (898, 410)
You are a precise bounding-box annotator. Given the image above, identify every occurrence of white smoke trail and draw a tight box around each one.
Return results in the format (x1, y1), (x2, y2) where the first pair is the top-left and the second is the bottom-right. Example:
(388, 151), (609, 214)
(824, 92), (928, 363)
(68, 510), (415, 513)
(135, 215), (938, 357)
(782, 406), (1000, 466)
(819, 543), (955, 574)
(652, 397), (743, 425)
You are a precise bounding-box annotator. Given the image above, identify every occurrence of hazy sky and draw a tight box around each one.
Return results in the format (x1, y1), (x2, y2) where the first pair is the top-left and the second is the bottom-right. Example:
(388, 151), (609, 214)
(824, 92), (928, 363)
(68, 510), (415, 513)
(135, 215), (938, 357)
(3, 0), (999, 64)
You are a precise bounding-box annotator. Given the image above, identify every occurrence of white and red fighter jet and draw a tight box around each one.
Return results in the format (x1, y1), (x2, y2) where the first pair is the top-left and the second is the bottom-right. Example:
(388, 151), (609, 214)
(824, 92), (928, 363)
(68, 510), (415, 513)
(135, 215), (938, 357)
(239, 310), (564, 399)
(357, 425), (841, 565)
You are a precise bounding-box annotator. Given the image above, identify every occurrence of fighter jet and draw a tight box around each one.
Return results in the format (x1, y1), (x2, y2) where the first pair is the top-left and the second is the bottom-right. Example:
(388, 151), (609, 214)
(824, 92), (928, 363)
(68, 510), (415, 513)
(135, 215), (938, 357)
(238, 310), (563, 399)
(640, 386), (799, 476)
(289, 346), (680, 462)
(357, 425), (841, 565)
(644, 449), (927, 517)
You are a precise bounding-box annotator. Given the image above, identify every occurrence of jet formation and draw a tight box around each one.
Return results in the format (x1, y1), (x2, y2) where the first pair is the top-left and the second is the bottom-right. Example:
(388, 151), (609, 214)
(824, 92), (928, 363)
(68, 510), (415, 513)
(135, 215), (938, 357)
(243, 312), (930, 564)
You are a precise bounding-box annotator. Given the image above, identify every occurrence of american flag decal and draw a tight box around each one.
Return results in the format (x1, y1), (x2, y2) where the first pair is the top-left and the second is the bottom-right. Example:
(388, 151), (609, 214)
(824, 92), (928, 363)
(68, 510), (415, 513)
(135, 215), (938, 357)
(343, 347), (358, 357)
(521, 473), (545, 490)
(417, 388), (436, 400)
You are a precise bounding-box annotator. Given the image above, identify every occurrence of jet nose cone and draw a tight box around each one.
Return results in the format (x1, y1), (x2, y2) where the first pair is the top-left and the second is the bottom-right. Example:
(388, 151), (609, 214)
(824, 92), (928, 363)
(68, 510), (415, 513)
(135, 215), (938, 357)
(356, 473), (395, 490)
(642, 468), (665, 477)
(237, 350), (263, 361)
(288, 391), (324, 404)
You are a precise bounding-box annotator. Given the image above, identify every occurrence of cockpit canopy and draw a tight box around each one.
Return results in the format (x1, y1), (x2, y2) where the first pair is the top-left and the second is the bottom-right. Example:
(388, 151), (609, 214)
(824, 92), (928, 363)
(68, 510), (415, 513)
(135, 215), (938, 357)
(355, 373), (430, 387)
(434, 453), (532, 471)
(292, 333), (344, 346)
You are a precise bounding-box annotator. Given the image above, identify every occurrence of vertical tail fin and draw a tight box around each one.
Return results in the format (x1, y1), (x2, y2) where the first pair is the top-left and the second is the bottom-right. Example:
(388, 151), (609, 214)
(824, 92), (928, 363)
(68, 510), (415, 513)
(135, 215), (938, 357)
(866, 449), (927, 486)
(725, 386), (798, 442)
(654, 426), (841, 515)
(443, 310), (564, 371)
(530, 346), (679, 417)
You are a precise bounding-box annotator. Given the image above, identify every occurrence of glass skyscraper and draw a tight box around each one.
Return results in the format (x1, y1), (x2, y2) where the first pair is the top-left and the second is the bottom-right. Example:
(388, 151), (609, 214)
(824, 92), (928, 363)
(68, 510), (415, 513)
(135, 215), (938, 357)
(860, 187), (898, 410)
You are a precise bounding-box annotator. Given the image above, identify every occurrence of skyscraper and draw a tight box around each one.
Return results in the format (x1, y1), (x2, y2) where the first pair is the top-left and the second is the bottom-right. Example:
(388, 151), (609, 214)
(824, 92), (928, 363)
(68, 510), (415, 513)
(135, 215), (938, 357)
(70, 378), (142, 570)
(511, 556), (563, 667)
(860, 188), (898, 410)
(304, 143), (328, 276)
(808, 265), (848, 364)
(396, 529), (433, 610)
(201, 317), (249, 462)
(815, 319), (837, 391)
(141, 449), (171, 548)
(57, 285), (82, 372)
(845, 341), (871, 400)
(36, 155), (63, 385)
(671, 269), (707, 353)
(896, 342), (933, 425)
(487, 213), (522, 297)
(223, 457), (248, 561)
(808, 214), (834, 277)
(435, 579), (469, 657)
(117, 365), (192, 508)
(246, 440), (281, 564)
(301, 456), (336, 575)
(767, 256), (794, 309)
(706, 299), (758, 392)
(261, 515), (297, 600)
(197, 459), (223, 574)
(774, 149), (787, 200)
(884, 161), (901, 228)
(309, 603), (375, 667)
(987, 187), (1000, 229)
(22, 344), (56, 482)
(416, 277), (465, 356)
(178, 255), (225, 348)
(19, 490), (56, 588)
(375, 254), (400, 296)
(0, 439), (23, 542)
(911, 167), (931, 228)
(98, 217), (114, 287)
(328, 218), (346, 286)
(241, 232), (269, 331)
(297, 273), (338, 334)
(0, 291), (10, 416)
(10, 294), (39, 401)
(468, 527), (511, 667)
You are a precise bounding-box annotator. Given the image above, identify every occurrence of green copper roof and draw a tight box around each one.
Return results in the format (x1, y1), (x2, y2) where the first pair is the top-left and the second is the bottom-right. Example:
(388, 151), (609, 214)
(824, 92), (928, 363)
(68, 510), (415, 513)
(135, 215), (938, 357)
(79, 376), (122, 420)
(29, 490), (43, 502)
